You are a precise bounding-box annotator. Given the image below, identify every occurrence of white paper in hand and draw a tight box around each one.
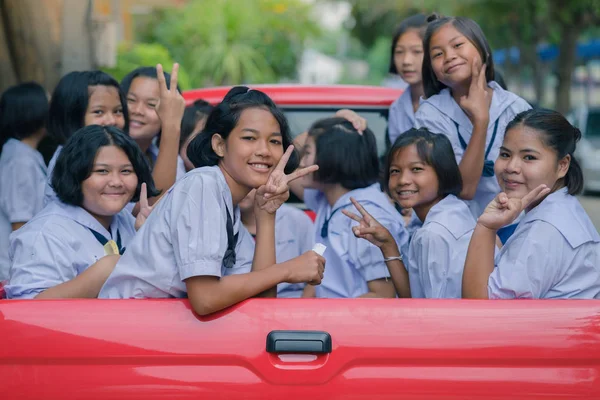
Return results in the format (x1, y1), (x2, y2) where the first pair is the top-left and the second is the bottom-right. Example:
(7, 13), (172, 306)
(312, 243), (327, 256)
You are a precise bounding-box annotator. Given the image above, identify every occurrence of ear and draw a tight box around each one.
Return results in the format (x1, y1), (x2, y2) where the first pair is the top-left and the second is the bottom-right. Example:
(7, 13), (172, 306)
(557, 154), (571, 180)
(211, 133), (226, 158)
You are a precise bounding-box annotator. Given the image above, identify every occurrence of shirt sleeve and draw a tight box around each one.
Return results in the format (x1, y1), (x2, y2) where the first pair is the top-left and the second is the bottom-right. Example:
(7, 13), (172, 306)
(488, 221), (559, 299)
(169, 176), (229, 281)
(6, 227), (79, 299)
(303, 189), (323, 212)
(0, 159), (44, 223)
(410, 228), (454, 298)
(296, 210), (315, 253)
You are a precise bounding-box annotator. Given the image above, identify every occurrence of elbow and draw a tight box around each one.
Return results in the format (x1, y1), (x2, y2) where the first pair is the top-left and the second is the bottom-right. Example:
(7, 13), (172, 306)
(189, 295), (220, 316)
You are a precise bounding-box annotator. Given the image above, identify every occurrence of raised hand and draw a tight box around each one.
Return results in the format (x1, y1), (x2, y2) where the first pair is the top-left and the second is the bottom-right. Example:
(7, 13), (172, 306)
(342, 197), (394, 248)
(283, 251), (326, 286)
(155, 63), (186, 128)
(254, 145), (319, 214)
(478, 184), (551, 231)
(458, 59), (492, 124)
(135, 183), (156, 231)
(335, 109), (367, 133)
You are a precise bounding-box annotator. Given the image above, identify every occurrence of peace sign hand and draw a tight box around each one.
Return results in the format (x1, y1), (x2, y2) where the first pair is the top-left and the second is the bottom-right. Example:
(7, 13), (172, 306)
(135, 183), (157, 230)
(478, 184), (551, 231)
(342, 197), (394, 248)
(155, 63), (186, 129)
(458, 59), (491, 124)
(254, 145), (319, 214)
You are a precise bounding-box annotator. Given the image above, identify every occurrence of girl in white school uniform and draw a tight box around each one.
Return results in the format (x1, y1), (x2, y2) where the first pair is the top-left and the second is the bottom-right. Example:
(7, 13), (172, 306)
(344, 128), (476, 298)
(463, 109), (600, 299)
(294, 118), (409, 299)
(0, 82), (49, 281)
(388, 14), (427, 144)
(6, 125), (159, 299)
(415, 14), (531, 217)
(44, 70), (128, 205)
(121, 66), (187, 181)
(99, 87), (323, 316)
(238, 189), (315, 298)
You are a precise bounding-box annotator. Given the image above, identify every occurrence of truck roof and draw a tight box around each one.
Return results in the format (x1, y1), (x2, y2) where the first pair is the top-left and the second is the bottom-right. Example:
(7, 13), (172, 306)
(183, 84), (403, 107)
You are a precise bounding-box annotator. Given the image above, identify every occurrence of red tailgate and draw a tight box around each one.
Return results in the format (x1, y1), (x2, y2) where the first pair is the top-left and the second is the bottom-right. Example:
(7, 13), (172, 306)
(1, 299), (600, 399)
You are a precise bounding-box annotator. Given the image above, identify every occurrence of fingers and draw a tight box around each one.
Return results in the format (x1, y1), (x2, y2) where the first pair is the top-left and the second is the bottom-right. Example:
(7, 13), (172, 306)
(285, 164), (318, 183)
(350, 197), (373, 220)
(156, 64), (167, 92)
(170, 63), (179, 92)
(478, 62), (487, 89)
(274, 145), (294, 173)
(342, 209), (362, 223)
(139, 182), (148, 210)
(469, 58), (480, 89)
(521, 184), (551, 209)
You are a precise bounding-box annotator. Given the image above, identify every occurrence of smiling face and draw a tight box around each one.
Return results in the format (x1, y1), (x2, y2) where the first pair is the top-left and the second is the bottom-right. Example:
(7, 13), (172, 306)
(81, 145), (138, 228)
(387, 144), (441, 219)
(495, 125), (569, 199)
(84, 85), (125, 129)
(214, 107), (284, 202)
(429, 23), (482, 90)
(126, 77), (161, 143)
(394, 29), (424, 86)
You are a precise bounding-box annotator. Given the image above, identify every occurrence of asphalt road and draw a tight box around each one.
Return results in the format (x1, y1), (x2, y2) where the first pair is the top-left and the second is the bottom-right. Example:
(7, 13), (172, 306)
(579, 194), (600, 232)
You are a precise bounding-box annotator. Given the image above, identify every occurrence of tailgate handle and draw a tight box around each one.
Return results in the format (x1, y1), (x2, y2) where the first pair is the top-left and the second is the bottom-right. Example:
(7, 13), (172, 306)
(266, 330), (332, 354)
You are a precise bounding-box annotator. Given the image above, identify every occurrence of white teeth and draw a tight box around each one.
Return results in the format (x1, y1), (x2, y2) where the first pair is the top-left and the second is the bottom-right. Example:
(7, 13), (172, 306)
(399, 191), (417, 195)
(250, 164), (269, 169)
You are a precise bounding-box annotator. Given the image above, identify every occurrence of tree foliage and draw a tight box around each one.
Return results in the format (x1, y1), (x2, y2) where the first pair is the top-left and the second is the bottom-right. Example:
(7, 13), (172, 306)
(137, 0), (319, 87)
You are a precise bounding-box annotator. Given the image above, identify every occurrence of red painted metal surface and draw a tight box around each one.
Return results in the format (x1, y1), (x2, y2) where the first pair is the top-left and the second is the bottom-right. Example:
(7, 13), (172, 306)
(1, 298), (600, 399)
(183, 84), (403, 107)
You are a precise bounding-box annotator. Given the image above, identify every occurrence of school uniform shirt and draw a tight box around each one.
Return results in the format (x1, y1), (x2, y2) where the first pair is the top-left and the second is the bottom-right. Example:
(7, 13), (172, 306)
(408, 195), (476, 298)
(388, 90), (417, 145)
(5, 201), (136, 299)
(0, 139), (47, 281)
(43, 145), (62, 206)
(489, 188), (600, 299)
(99, 166), (254, 299)
(305, 184), (409, 298)
(238, 204), (315, 298)
(415, 81), (531, 217)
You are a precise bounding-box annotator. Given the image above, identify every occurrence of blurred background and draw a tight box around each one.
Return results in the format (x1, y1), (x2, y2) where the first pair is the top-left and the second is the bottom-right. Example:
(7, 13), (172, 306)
(1, 0), (599, 114)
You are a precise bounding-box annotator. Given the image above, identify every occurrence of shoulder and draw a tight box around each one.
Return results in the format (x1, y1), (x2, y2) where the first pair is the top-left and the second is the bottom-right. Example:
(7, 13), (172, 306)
(277, 204), (313, 225)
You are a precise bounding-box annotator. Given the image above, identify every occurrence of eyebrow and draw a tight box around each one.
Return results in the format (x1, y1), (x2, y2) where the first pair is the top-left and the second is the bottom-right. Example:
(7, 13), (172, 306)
(431, 35), (463, 51)
(241, 128), (282, 136)
(499, 146), (541, 154)
(93, 163), (133, 168)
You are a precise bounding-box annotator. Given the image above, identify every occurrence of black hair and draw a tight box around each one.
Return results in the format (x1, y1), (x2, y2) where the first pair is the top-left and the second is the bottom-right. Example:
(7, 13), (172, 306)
(307, 117), (379, 190)
(383, 128), (462, 197)
(187, 86), (299, 174)
(180, 99), (214, 150)
(0, 82), (48, 150)
(120, 66), (180, 97)
(47, 71), (128, 145)
(389, 14), (428, 75)
(422, 14), (495, 98)
(505, 108), (584, 195)
(52, 125), (159, 207)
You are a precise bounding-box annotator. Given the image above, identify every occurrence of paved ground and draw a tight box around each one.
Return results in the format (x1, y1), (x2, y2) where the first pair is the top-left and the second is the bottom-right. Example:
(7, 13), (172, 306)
(579, 193), (600, 232)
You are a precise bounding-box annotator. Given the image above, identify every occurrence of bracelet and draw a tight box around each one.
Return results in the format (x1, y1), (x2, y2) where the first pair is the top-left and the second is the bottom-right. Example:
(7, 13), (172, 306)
(383, 255), (403, 262)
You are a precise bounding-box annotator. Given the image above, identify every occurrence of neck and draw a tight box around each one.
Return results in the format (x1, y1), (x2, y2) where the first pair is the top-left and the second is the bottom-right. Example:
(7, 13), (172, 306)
(413, 195), (444, 223)
(323, 184), (351, 207)
(240, 208), (257, 234)
(219, 163), (252, 206)
(136, 137), (153, 153)
(89, 212), (113, 231)
(409, 84), (424, 111)
(20, 130), (45, 149)
(450, 83), (470, 104)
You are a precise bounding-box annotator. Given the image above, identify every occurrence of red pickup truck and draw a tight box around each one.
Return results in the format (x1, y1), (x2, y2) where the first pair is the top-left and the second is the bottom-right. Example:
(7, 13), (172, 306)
(1, 85), (599, 399)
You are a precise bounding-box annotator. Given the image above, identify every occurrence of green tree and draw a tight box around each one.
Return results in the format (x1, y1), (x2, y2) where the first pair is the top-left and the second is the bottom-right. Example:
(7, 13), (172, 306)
(139, 0), (319, 87)
(101, 43), (192, 89)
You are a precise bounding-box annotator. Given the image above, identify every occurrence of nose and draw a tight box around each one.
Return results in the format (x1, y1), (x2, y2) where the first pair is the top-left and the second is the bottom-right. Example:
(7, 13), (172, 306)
(103, 113), (117, 127)
(504, 155), (521, 174)
(107, 171), (125, 187)
(129, 101), (144, 115)
(254, 138), (271, 158)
